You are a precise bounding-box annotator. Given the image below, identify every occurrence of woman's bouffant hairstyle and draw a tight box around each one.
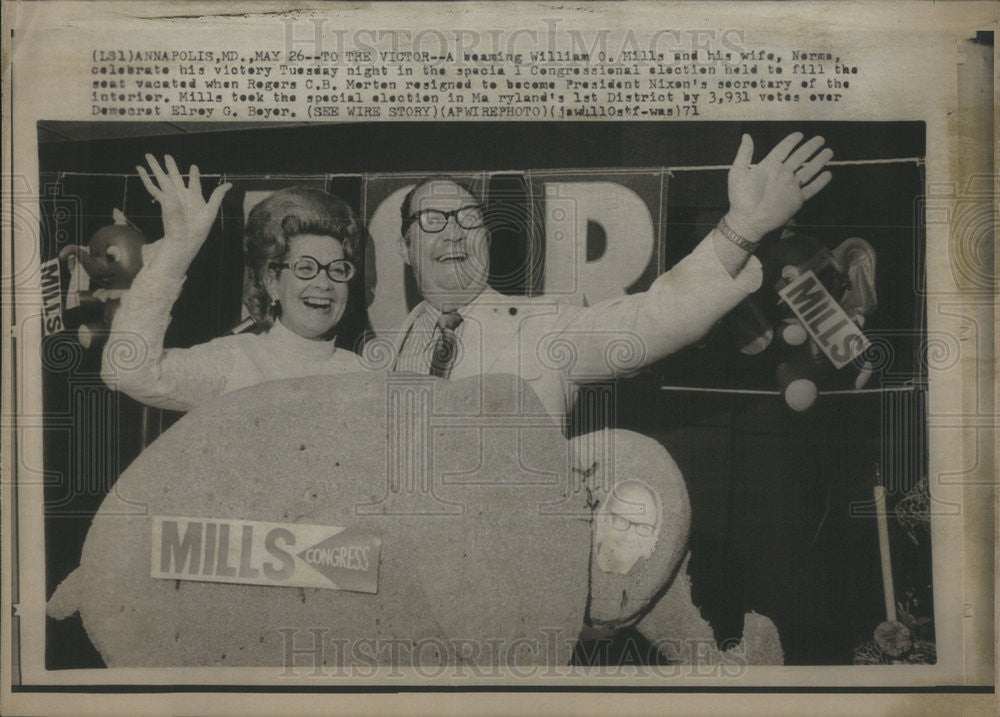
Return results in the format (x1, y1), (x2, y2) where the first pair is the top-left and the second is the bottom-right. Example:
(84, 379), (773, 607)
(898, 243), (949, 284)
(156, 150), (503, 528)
(243, 186), (365, 342)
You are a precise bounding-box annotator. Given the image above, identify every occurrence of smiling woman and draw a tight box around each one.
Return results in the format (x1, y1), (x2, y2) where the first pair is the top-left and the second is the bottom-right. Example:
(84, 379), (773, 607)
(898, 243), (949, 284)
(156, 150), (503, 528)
(242, 186), (363, 340)
(100, 157), (368, 412)
(264, 236), (353, 340)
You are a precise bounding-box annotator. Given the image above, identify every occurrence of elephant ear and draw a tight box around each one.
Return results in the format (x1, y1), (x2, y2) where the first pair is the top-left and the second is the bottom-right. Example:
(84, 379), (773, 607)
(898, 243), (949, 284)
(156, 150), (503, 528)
(831, 237), (877, 323)
(575, 429), (691, 631)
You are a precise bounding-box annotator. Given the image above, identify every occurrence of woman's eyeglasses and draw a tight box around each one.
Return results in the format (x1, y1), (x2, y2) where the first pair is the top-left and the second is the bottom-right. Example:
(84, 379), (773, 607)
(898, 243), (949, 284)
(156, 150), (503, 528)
(270, 256), (356, 283)
(408, 205), (485, 234)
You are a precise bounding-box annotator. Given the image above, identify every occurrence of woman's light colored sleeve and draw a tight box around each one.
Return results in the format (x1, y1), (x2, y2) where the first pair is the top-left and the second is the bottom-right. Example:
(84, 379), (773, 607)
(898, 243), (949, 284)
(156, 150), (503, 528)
(101, 241), (233, 411)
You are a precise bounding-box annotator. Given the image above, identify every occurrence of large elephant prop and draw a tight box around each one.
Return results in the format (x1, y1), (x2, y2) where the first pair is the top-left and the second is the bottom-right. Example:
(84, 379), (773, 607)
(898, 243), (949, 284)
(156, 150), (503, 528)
(49, 372), (782, 668)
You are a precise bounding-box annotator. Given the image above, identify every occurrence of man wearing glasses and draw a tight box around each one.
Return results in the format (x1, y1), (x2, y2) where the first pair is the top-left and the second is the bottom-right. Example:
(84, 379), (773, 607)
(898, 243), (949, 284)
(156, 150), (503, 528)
(389, 132), (834, 427)
(386, 133), (828, 663)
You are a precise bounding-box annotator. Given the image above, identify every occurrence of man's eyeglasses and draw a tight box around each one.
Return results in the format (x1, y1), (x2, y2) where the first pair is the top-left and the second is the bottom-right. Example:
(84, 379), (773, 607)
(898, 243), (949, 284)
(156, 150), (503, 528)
(270, 256), (356, 283)
(610, 515), (655, 537)
(408, 205), (485, 234)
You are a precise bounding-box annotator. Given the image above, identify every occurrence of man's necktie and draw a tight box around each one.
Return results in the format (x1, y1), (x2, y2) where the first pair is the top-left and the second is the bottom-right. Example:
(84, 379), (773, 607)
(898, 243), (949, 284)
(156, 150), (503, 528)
(429, 311), (463, 378)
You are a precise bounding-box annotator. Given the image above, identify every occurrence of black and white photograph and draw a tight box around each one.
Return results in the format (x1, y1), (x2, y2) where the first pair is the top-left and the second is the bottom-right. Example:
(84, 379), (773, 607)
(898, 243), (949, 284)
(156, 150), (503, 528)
(2, 3), (995, 715)
(35, 120), (933, 673)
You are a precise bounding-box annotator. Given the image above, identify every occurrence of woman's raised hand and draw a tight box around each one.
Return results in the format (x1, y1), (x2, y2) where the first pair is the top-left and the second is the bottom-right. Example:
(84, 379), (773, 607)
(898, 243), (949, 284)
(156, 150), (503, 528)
(725, 132), (833, 242)
(137, 154), (232, 268)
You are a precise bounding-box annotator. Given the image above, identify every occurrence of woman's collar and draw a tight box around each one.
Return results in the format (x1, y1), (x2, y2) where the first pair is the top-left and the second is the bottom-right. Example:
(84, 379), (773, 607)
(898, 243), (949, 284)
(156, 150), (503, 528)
(265, 317), (338, 360)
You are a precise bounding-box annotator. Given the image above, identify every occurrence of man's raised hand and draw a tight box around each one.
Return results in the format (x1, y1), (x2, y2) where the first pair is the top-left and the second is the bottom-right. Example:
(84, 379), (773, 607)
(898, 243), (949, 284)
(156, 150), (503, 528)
(725, 132), (833, 242)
